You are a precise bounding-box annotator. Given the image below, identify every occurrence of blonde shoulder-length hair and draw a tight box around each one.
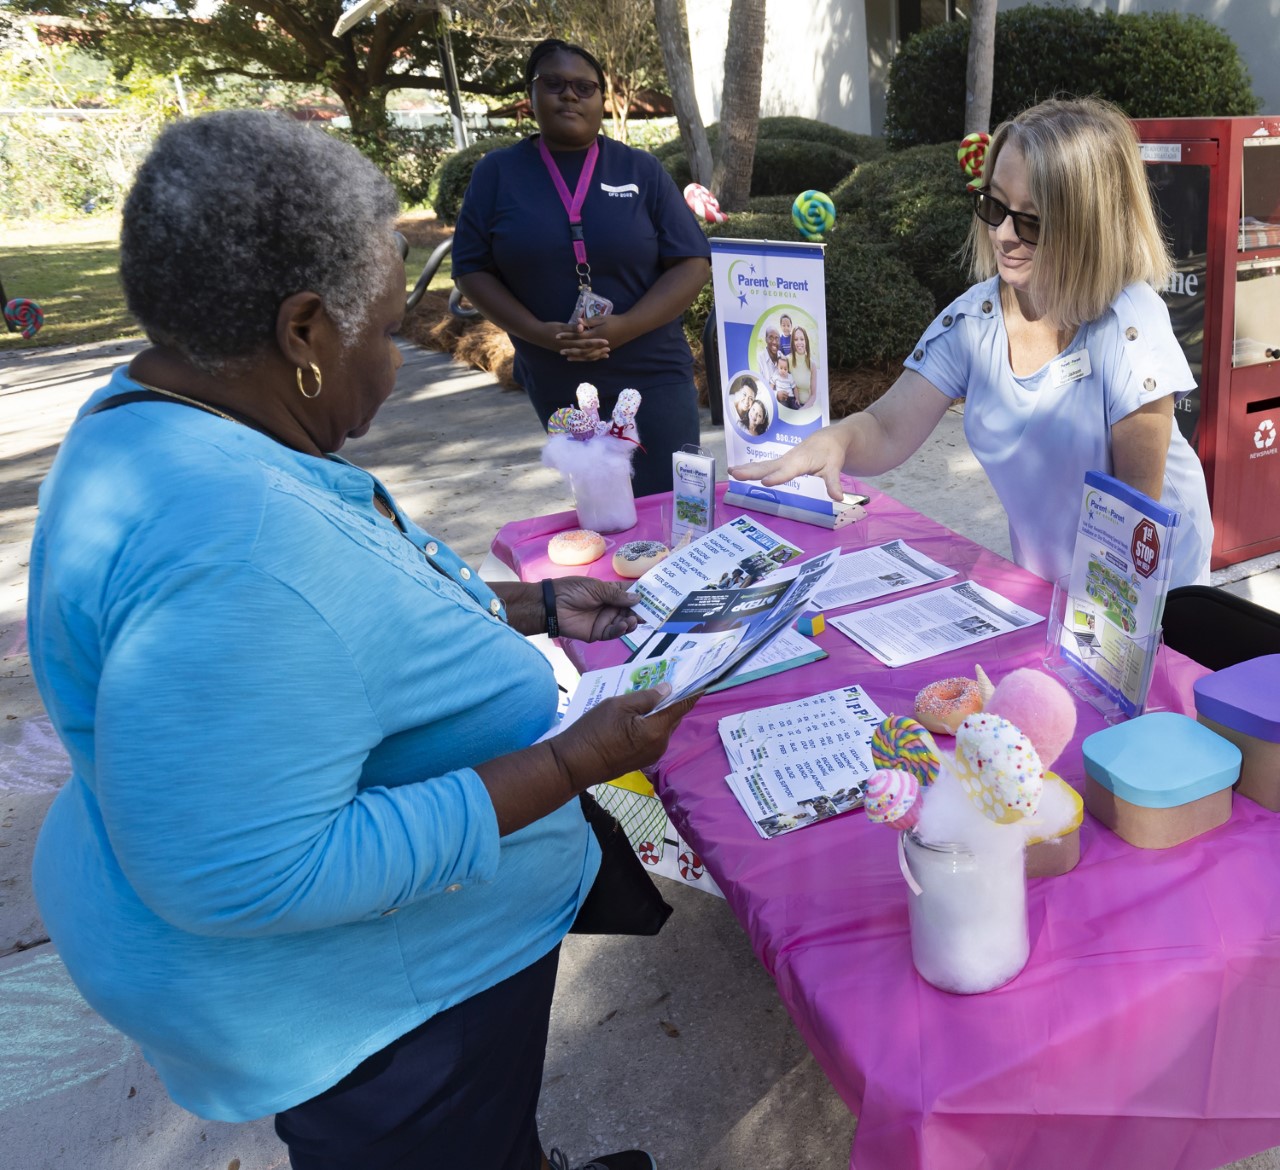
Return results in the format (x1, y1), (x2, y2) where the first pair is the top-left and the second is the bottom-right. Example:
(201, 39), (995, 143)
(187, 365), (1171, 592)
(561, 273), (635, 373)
(966, 96), (1172, 331)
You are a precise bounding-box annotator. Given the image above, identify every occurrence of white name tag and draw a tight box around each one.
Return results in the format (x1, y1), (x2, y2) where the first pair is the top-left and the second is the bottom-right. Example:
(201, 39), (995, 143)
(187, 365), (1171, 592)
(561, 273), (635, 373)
(1050, 350), (1092, 387)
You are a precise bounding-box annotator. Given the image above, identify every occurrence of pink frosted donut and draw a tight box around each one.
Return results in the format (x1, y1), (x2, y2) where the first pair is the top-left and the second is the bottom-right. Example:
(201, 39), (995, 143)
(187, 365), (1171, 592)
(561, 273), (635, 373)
(547, 529), (606, 566)
(914, 676), (984, 735)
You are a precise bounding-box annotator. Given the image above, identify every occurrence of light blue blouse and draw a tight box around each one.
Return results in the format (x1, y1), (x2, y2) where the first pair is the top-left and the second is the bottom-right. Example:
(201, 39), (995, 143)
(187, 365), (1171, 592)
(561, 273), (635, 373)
(905, 278), (1213, 587)
(28, 369), (598, 1121)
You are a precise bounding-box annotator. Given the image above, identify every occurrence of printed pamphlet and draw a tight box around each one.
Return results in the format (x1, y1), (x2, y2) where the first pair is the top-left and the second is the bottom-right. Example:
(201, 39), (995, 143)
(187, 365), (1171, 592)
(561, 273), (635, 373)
(832, 581), (1044, 667)
(1056, 470), (1179, 717)
(810, 539), (957, 611)
(627, 515), (802, 636)
(562, 548), (839, 718)
(719, 686), (886, 838)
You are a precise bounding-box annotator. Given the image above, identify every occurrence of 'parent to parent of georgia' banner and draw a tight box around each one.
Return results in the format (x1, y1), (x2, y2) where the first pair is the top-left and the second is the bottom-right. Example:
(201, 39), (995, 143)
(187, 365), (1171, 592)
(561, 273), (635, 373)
(711, 237), (836, 523)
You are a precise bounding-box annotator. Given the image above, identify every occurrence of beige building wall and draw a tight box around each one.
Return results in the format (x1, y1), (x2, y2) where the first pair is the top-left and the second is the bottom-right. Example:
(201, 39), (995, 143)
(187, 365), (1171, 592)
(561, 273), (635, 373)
(687, 0), (876, 134)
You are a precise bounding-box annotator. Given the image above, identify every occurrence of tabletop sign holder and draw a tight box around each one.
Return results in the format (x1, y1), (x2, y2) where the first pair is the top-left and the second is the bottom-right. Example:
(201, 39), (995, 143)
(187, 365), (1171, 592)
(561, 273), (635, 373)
(1043, 576), (1170, 724)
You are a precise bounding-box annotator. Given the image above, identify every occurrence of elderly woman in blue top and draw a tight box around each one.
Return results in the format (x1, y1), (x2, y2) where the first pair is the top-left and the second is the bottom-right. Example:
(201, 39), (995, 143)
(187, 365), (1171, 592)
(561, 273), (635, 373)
(731, 97), (1213, 588)
(453, 39), (712, 498)
(28, 111), (693, 1170)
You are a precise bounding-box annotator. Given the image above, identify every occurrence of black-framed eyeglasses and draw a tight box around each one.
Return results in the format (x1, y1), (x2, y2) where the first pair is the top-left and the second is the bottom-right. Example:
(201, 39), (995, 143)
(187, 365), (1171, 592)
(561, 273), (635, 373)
(534, 74), (602, 99)
(972, 190), (1041, 246)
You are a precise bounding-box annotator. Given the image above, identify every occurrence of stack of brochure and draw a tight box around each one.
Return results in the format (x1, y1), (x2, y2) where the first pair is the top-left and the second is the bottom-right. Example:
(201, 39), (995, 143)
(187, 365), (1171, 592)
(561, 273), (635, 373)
(719, 686), (886, 839)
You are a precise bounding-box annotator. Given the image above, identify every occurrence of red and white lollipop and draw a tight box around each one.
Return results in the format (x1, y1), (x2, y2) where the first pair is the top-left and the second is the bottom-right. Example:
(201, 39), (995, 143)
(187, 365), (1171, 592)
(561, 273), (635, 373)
(683, 182), (727, 224)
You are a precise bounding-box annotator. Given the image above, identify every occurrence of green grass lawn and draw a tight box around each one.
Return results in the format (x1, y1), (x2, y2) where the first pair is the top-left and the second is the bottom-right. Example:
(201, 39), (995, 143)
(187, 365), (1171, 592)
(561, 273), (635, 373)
(1, 216), (138, 352)
(1, 214), (454, 354)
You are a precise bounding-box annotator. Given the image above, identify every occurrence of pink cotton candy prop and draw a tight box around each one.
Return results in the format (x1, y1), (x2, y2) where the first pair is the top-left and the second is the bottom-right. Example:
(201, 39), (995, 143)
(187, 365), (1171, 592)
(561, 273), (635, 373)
(985, 668), (1077, 769)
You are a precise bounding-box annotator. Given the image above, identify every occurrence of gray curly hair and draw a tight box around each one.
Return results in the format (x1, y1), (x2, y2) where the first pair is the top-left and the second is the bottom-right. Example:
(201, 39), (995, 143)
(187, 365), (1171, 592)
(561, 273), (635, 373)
(120, 111), (400, 374)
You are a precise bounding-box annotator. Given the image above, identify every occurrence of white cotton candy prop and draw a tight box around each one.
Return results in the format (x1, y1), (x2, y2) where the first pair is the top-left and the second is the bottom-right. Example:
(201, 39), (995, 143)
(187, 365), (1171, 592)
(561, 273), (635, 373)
(542, 384), (641, 533)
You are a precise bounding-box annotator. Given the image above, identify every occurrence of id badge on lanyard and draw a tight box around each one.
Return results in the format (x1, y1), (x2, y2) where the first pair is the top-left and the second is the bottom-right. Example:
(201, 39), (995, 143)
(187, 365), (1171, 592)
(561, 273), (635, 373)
(538, 137), (614, 324)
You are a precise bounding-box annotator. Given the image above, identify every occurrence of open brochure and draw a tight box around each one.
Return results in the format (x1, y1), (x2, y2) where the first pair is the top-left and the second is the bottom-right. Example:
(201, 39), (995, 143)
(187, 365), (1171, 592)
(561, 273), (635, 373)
(810, 539), (957, 610)
(1054, 470), (1178, 717)
(627, 516), (803, 637)
(563, 548), (839, 718)
(719, 686), (887, 839)
(831, 580), (1044, 667)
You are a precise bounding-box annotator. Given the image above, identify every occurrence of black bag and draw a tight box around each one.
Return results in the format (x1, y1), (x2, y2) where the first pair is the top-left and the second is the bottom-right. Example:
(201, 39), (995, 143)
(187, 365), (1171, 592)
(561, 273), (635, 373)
(570, 791), (674, 936)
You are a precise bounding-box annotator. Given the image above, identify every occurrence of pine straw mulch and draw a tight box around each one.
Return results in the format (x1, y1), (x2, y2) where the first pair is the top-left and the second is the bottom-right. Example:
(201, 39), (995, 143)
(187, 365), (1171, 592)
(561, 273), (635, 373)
(396, 208), (897, 416)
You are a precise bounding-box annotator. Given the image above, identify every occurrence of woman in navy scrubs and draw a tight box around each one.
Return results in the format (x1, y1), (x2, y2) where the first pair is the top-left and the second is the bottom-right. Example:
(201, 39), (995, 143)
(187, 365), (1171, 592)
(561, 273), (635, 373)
(453, 39), (711, 496)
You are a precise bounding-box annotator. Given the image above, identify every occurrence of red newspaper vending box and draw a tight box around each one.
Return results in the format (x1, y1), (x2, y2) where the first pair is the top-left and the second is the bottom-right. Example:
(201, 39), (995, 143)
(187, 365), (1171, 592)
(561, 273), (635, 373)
(1132, 116), (1280, 570)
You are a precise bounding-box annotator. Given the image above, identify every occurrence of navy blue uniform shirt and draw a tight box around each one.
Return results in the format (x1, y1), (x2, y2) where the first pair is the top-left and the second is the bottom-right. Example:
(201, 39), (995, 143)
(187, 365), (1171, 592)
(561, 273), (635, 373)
(452, 135), (711, 406)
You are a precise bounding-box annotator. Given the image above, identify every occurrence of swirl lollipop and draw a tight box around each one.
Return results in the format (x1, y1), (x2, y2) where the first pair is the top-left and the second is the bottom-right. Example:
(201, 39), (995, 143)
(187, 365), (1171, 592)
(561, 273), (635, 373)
(683, 182), (727, 224)
(864, 768), (922, 831)
(4, 298), (44, 340)
(870, 716), (940, 787)
(791, 190), (836, 241)
(957, 132), (990, 191)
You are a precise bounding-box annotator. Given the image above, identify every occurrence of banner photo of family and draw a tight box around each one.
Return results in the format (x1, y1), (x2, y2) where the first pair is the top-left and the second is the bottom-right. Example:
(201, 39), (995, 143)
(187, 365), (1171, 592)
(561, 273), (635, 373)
(710, 237), (835, 521)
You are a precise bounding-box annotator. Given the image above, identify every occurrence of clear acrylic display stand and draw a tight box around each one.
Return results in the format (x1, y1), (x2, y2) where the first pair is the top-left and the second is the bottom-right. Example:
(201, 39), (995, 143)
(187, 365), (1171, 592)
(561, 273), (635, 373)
(1042, 575), (1170, 724)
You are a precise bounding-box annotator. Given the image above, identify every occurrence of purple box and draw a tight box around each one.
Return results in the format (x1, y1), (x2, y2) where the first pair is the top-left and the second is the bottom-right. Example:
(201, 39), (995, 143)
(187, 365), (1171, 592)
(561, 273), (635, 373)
(1194, 654), (1280, 811)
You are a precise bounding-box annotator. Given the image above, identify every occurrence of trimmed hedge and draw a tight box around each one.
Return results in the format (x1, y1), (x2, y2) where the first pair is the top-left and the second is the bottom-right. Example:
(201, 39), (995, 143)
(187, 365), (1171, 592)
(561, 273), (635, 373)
(831, 143), (972, 309)
(429, 133), (524, 224)
(653, 115), (885, 197)
(661, 137), (861, 197)
(653, 115), (885, 162)
(885, 6), (1259, 149)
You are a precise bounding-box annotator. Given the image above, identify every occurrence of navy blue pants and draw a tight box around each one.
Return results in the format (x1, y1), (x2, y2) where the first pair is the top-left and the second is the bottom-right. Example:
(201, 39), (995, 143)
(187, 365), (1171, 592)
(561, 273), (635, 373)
(275, 946), (560, 1170)
(528, 378), (702, 498)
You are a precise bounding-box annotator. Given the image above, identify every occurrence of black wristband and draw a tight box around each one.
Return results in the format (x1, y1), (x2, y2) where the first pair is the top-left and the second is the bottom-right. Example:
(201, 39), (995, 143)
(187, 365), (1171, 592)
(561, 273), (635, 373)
(541, 579), (560, 638)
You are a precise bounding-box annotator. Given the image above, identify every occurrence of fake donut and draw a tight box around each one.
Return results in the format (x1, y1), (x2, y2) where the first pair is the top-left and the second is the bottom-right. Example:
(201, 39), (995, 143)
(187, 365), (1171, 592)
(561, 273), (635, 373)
(612, 539), (669, 579)
(913, 665), (993, 735)
(953, 713), (1045, 824)
(547, 528), (606, 566)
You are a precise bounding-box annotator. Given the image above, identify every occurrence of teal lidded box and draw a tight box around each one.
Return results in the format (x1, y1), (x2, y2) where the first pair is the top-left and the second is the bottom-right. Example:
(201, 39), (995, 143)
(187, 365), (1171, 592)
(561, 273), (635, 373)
(1082, 712), (1240, 849)
(1194, 654), (1280, 812)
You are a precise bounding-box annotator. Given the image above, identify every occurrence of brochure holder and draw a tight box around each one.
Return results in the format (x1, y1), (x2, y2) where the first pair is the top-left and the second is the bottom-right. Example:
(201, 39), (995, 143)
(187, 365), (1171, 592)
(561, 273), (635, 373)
(1042, 575), (1170, 723)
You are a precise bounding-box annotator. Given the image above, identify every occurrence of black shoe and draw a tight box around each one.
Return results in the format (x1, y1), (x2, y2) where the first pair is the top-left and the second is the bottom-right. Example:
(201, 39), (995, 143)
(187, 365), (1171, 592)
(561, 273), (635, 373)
(547, 1149), (657, 1170)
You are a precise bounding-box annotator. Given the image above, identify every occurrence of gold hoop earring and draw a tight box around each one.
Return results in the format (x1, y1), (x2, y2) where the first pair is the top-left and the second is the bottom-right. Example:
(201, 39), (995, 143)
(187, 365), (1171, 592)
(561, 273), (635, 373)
(296, 362), (322, 399)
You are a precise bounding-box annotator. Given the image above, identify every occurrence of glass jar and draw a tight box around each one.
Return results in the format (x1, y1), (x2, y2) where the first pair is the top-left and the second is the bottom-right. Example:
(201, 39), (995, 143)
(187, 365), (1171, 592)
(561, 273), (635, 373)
(901, 831), (1029, 994)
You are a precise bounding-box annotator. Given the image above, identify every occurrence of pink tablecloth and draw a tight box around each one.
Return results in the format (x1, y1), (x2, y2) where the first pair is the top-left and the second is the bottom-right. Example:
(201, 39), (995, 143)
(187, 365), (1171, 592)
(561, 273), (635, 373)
(493, 482), (1280, 1170)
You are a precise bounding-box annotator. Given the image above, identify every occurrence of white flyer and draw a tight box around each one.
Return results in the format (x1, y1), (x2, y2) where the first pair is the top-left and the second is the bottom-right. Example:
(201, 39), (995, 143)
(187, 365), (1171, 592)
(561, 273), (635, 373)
(832, 581), (1044, 667)
(810, 539), (957, 611)
(627, 515), (803, 633)
(718, 685), (886, 839)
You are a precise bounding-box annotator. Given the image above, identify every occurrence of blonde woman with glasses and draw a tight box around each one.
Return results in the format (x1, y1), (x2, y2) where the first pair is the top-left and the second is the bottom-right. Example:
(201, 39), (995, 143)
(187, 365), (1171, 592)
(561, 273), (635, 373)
(731, 96), (1212, 587)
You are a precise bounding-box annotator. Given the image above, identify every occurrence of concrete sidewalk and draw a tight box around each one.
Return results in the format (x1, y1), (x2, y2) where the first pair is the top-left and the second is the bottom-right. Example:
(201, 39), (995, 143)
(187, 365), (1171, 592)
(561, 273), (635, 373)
(2, 338), (1278, 1170)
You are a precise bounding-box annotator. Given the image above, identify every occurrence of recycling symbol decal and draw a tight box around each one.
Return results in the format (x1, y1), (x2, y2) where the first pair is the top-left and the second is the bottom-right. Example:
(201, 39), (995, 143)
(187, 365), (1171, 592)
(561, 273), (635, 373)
(1256, 418), (1276, 450)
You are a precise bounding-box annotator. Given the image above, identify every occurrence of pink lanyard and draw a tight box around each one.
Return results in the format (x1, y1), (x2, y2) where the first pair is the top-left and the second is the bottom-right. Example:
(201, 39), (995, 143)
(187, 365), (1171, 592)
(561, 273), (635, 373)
(537, 136), (599, 285)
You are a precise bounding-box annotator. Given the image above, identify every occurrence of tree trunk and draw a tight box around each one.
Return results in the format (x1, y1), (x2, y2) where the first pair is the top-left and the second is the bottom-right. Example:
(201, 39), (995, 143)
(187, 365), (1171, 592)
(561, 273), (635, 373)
(964, 0), (997, 135)
(653, 0), (713, 186)
(713, 0), (766, 211)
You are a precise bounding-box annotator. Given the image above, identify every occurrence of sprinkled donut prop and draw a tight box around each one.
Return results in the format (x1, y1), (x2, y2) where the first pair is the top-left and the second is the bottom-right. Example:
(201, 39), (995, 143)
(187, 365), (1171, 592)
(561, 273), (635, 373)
(870, 716), (940, 787)
(547, 529), (606, 567)
(683, 182), (728, 224)
(953, 713), (1045, 824)
(791, 190), (836, 241)
(913, 664), (994, 735)
(611, 539), (669, 579)
(4, 297), (44, 340)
